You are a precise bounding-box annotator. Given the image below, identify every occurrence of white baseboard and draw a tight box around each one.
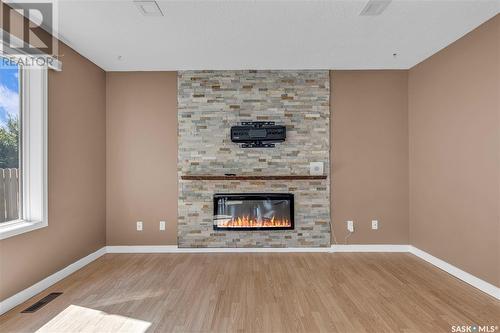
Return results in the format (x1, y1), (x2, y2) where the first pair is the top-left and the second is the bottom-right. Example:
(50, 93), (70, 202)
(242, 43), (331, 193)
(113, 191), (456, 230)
(106, 245), (332, 253)
(409, 246), (500, 300)
(0, 247), (106, 315)
(106, 245), (179, 253)
(106, 245), (410, 253)
(2, 244), (498, 317)
(331, 244), (410, 252)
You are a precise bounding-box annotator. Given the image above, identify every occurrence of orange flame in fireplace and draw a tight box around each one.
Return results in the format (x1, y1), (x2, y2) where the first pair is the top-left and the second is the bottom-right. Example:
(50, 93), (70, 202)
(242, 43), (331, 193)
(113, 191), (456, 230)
(217, 216), (291, 228)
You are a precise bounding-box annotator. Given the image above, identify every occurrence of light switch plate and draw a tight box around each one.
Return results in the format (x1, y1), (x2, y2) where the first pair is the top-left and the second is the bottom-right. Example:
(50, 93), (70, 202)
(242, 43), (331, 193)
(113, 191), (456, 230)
(347, 220), (354, 232)
(136, 221), (143, 231)
(372, 220), (378, 230)
(159, 221), (166, 231)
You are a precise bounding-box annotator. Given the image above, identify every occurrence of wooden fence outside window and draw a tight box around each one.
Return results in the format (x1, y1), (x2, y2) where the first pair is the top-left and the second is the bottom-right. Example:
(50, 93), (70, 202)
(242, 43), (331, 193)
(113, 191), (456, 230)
(0, 168), (20, 222)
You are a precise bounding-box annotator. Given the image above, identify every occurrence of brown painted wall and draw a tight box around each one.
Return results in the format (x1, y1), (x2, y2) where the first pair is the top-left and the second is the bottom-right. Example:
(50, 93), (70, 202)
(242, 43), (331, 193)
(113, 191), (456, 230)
(330, 71), (409, 244)
(0, 43), (107, 300)
(106, 72), (178, 245)
(409, 15), (500, 287)
(105, 71), (410, 246)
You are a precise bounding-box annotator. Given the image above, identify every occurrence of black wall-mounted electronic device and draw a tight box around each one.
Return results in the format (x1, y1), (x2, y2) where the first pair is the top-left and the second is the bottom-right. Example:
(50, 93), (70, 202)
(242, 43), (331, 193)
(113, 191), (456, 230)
(230, 122), (286, 148)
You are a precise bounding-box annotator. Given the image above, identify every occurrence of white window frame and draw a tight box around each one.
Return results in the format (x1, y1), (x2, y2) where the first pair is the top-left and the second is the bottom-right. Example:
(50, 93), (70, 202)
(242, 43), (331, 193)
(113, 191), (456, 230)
(0, 64), (48, 240)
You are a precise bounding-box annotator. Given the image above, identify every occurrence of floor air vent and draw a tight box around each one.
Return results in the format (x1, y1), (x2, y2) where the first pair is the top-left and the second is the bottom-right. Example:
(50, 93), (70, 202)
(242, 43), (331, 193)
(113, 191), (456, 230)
(21, 292), (63, 313)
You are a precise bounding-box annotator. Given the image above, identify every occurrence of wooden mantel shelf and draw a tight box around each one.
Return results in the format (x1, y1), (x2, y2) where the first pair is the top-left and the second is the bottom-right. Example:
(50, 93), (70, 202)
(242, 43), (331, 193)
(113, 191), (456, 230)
(181, 175), (327, 180)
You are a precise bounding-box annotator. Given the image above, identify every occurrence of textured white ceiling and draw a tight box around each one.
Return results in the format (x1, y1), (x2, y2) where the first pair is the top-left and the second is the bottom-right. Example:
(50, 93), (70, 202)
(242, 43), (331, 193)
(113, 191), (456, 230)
(47, 0), (500, 70)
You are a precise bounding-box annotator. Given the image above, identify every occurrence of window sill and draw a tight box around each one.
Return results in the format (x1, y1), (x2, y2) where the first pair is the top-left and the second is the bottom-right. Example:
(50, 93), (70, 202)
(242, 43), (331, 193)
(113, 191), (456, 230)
(0, 220), (47, 240)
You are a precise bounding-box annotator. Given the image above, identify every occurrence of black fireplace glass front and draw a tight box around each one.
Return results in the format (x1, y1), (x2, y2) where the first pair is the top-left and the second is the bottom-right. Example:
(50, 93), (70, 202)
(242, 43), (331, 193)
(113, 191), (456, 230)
(213, 193), (294, 231)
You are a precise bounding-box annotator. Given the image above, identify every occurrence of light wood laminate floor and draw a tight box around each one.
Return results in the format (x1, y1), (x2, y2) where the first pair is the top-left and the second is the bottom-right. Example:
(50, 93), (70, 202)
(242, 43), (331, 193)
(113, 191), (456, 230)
(0, 253), (499, 332)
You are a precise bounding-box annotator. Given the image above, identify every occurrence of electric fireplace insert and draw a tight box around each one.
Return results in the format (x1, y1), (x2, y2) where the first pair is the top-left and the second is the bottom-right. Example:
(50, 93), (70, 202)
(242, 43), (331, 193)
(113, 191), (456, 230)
(213, 193), (294, 231)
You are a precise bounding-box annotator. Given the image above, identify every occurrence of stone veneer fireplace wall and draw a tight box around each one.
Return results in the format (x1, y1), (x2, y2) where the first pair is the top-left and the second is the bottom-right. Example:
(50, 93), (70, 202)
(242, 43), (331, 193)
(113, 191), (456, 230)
(178, 70), (330, 247)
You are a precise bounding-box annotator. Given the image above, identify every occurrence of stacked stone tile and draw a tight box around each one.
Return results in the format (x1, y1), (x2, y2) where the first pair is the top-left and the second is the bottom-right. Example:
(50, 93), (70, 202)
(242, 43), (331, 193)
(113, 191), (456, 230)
(178, 70), (330, 247)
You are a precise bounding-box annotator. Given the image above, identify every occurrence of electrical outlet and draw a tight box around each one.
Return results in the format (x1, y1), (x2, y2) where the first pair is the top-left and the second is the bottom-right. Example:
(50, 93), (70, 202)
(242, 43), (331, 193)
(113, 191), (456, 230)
(372, 220), (378, 230)
(346, 220), (354, 233)
(136, 221), (143, 231)
(159, 220), (166, 231)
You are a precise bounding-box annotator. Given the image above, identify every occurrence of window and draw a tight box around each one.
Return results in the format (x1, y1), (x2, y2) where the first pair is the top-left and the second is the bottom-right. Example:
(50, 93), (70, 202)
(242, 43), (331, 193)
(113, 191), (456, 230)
(0, 57), (48, 239)
(0, 60), (21, 222)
